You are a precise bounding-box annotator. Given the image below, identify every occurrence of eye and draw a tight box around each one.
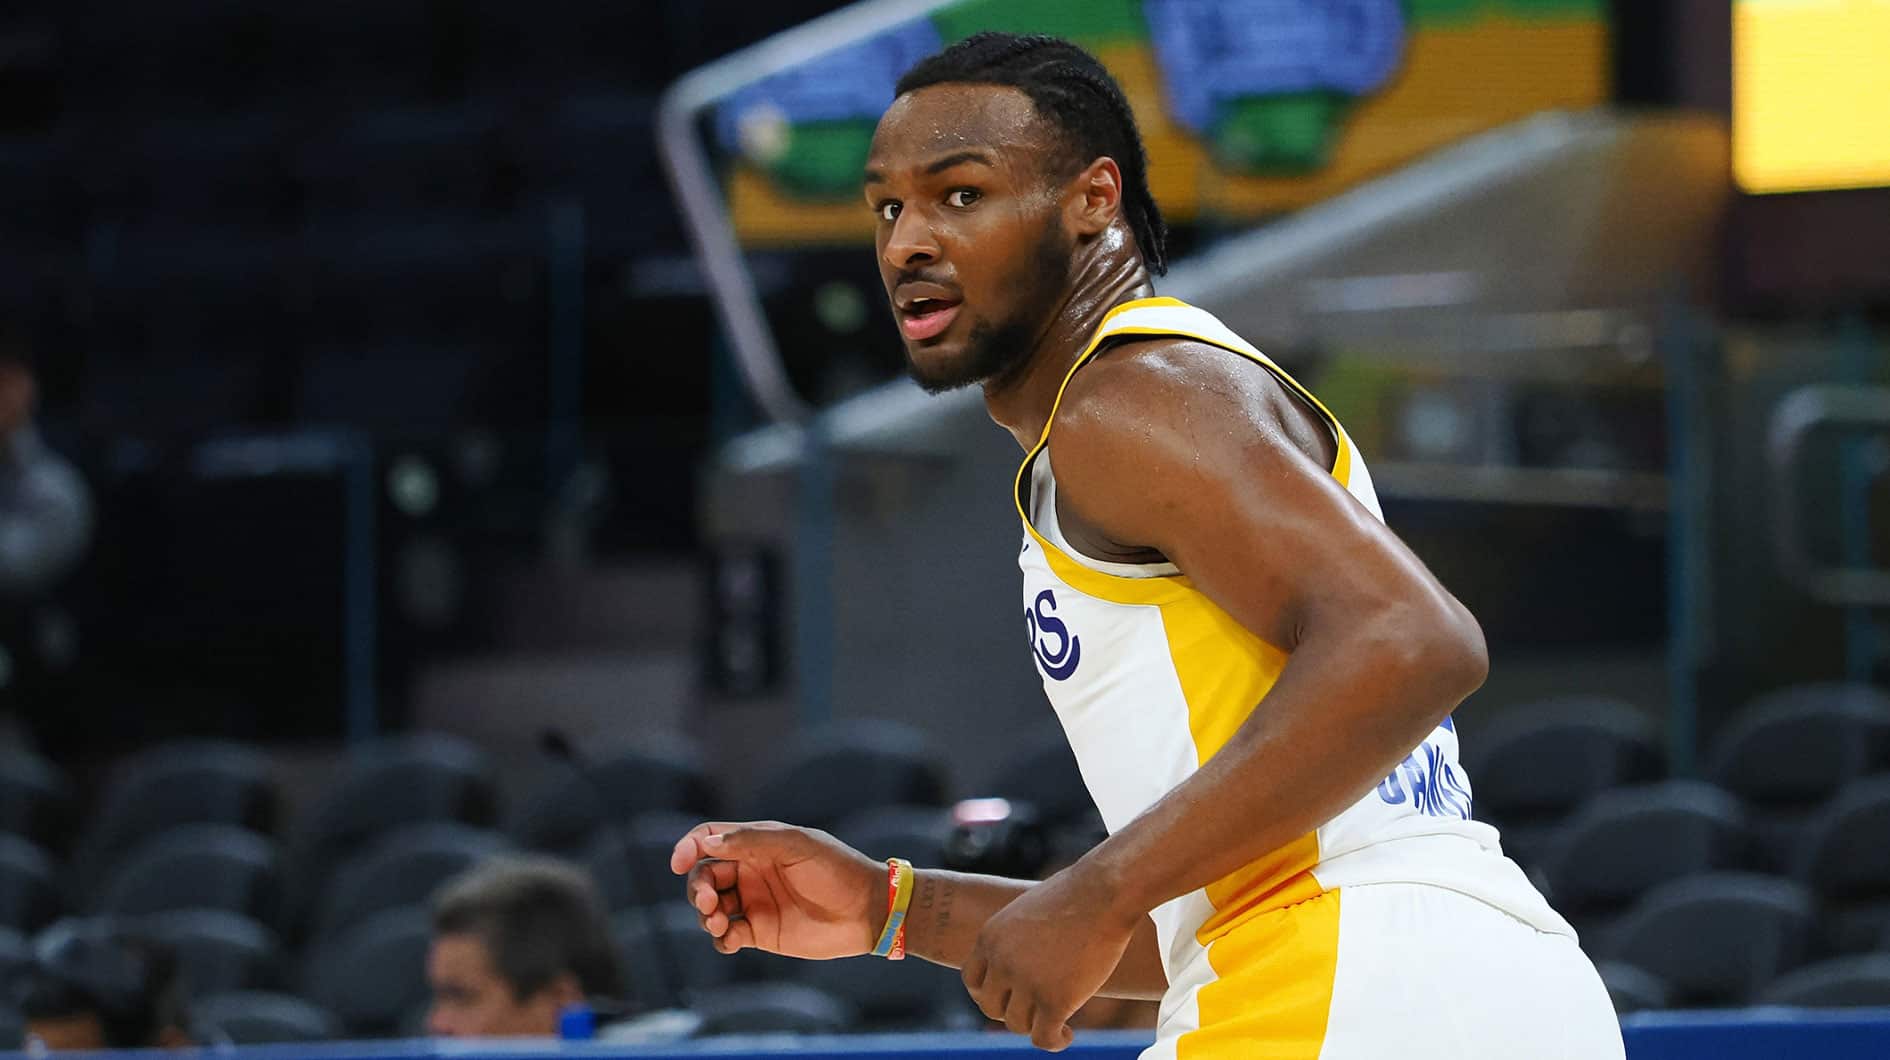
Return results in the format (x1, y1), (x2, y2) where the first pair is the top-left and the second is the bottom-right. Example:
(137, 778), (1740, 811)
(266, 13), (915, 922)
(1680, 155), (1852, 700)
(876, 201), (901, 222)
(946, 188), (982, 208)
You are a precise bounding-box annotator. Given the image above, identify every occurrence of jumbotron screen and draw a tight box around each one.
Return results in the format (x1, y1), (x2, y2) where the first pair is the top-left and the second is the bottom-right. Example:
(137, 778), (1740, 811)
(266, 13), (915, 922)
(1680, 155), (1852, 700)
(1734, 0), (1890, 195)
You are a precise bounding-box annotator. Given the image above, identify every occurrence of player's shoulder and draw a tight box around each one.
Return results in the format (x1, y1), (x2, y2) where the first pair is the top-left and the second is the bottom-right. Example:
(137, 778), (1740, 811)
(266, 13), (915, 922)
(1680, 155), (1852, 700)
(1053, 333), (1296, 452)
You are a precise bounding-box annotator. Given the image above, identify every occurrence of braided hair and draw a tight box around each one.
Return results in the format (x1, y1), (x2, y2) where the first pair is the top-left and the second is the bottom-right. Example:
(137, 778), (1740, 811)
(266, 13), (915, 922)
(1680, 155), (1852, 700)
(895, 32), (1170, 275)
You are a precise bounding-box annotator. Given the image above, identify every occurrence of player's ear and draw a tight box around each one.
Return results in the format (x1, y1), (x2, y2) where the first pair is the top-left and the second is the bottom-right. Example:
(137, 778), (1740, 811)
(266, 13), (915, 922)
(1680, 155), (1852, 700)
(1065, 157), (1123, 237)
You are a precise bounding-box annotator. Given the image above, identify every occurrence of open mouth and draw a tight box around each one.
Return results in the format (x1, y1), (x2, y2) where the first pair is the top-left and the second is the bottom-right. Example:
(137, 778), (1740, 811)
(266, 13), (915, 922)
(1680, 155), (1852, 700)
(899, 298), (962, 342)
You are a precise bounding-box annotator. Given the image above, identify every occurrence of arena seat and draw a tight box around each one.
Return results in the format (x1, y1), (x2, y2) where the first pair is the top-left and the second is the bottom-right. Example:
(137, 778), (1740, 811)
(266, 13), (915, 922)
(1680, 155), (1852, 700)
(313, 822), (508, 940)
(292, 103), (512, 216)
(1459, 696), (1662, 865)
(96, 825), (281, 925)
(691, 982), (859, 1036)
(194, 989), (343, 1044)
(739, 721), (948, 832)
(301, 906), (433, 1038)
(829, 805), (955, 869)
(1596, 960), (1672, 1014)
(1793, 774), (1890, 954)
(78, 113), (296, 226)
(510, 742), (720, 856)
(0, 745), (71, 852)
(1537, 780), (1747, 933)
(792, 947), (972, 1030)
(0, 835), (60, 933)
(139, 908), (282, 996)
(0, 925), (28, 999)
(1708, 683), (1890, 871)
(584, 811), (699, 912)
(1757, 954), (1890, 1008)
(76, 741), (278, 900)
(613, 905), (758, 1011)
(1601, 872), (1815, 1006)
(985, 734), (1097, 829)
(285, 734), (498, 931)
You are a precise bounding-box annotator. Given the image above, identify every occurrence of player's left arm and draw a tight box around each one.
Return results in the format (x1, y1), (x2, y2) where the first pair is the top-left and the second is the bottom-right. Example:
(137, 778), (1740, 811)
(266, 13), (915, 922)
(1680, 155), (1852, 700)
(961, 340), (1488, 1049)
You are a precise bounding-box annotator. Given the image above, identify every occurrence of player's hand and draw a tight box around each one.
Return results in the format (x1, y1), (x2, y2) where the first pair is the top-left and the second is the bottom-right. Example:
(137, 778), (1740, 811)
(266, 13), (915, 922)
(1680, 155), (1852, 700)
(670, 821), (885, 959)
(961, 861), (1137, 1052)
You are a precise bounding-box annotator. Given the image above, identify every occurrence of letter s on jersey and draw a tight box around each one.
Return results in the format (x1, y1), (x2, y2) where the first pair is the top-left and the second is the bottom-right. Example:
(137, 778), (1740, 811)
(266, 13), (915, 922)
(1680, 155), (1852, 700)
(1024, 589), (1082, 681)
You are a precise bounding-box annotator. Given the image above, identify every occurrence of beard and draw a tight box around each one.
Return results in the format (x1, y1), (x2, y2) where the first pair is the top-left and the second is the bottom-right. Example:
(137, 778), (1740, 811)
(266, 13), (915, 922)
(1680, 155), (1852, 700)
(903, 218), (1072, 395)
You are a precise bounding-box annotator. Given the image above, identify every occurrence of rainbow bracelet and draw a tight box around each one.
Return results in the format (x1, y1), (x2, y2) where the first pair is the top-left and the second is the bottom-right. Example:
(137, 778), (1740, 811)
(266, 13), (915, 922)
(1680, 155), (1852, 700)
(871, 858), (915, 959)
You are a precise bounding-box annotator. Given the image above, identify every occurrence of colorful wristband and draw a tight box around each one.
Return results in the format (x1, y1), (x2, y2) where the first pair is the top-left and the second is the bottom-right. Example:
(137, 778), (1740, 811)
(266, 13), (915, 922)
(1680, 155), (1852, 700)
(871, 857), (915, 959)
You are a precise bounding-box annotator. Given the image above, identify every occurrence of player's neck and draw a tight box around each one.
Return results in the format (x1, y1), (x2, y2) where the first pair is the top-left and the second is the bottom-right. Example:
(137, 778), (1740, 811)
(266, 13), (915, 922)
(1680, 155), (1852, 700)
(983, 245), (1155, 450)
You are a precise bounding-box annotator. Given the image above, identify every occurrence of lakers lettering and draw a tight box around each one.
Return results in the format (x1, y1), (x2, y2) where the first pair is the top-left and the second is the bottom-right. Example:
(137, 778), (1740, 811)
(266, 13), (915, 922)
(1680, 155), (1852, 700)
(1024, 588), (1082, 681)
(1375, 741), (1473, 819)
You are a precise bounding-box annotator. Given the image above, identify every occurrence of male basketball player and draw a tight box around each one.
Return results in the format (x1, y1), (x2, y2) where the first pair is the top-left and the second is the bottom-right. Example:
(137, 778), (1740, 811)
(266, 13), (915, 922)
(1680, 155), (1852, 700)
(674, 33), (1624, 1059)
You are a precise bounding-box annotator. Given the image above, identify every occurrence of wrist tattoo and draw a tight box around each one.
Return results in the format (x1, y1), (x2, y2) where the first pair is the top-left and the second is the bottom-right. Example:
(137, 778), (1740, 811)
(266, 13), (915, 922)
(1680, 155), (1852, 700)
(934, 878), (956, 934)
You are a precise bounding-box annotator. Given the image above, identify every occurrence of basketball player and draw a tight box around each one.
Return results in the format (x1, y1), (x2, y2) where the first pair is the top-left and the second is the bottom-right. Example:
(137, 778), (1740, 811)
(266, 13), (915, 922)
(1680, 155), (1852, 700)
(674, 33), (1624, 1059)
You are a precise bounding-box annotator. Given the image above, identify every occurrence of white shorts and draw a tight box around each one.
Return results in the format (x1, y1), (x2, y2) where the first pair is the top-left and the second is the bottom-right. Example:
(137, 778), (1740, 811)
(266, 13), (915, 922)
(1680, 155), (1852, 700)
(1145, 883), (1625, 1060)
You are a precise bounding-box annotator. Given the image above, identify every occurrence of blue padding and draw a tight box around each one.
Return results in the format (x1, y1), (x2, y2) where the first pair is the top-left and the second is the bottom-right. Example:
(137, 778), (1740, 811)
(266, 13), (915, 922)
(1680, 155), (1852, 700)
(8, 1014), (1890, 1058)
(1620, 1008), (1890, 1060)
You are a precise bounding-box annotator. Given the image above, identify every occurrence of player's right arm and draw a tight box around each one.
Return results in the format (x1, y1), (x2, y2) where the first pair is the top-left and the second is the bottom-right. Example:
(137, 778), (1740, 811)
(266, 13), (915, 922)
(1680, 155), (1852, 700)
(670, 821), (1168, 1000)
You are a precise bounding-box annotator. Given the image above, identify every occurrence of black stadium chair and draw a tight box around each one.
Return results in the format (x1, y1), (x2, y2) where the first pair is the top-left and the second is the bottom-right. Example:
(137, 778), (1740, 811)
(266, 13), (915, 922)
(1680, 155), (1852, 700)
(739, 721), (948, 832)
(792, 948), (972, 1030)
(984, 735), (1096, 829)
(0, 835), (60, 934)
(1537, 780), (1746, 934)
(76, 741), (278, 900)
(613, 905), (755, 1011)
(585, 811), (699, 913)
(286, 734), (498, 929)
(1758, 954), (1890, 1008)
(194, 990), (343, 1045)
(0, 926), (28, 999)
(510, 742), (719, 856)
(139, 909), (282, 996)
(692, 982), (858, 1036)
(0, 746), (72, 851)
(96, 825), (280, 925)
(1708, 683), (1890, 870)
(829, 805), (955, 868)
(1595, 961), (1672, 1015)
(313, 823), (508, 940)
(301, 906), (433, 1038)
(1793, 774), (1890, 954)
(1459, 697), (1661, 865)
(1601, 872), (1815, 1006)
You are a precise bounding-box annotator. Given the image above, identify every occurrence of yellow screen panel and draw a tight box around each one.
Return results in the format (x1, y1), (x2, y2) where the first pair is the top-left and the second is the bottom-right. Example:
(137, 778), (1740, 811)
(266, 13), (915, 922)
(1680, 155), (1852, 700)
(1734, 0), (1890, 195)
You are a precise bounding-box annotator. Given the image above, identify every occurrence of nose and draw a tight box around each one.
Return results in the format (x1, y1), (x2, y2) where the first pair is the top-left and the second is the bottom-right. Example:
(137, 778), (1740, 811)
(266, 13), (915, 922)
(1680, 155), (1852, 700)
(881, 207), (940, 270)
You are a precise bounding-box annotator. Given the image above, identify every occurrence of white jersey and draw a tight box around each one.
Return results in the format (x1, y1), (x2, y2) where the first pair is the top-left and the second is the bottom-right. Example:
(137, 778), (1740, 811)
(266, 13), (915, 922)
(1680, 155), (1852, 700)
(1012, 298), (1575, 1053)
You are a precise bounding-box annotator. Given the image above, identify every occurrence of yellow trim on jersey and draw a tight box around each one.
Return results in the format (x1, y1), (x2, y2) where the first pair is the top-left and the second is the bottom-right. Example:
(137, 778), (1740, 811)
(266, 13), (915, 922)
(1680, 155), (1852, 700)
(1014, 297), (1349, 944)
(1010, 297), (1357, 587)
(1179, 889), (1341, 1060)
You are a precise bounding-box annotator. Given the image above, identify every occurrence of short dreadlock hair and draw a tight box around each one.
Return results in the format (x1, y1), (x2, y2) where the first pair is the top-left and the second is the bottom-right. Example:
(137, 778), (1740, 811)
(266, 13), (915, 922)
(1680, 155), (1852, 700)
(895, 32), (1170, 275)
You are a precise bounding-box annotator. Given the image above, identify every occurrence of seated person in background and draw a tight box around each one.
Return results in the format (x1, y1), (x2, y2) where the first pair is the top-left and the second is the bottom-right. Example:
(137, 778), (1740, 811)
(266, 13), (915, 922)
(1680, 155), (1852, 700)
(20, 920), (191, 1052)
(427, 857), (627, 1038)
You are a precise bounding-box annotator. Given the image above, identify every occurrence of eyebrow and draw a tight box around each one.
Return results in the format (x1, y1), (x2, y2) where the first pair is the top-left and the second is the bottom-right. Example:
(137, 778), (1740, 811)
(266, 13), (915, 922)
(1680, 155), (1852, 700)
(862, 150), (997, 185)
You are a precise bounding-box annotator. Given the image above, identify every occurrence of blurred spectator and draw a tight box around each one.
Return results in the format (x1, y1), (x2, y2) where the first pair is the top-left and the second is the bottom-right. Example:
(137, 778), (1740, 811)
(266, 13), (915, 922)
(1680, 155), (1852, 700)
(0, 341), (90, 601)
(19, 920), (192, 1052)
(426, 857), (626, 1038)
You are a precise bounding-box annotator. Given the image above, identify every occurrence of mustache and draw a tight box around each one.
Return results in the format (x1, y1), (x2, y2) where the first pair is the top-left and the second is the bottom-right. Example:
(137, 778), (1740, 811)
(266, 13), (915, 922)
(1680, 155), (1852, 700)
(892, 269), (954, 291)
